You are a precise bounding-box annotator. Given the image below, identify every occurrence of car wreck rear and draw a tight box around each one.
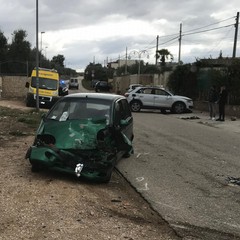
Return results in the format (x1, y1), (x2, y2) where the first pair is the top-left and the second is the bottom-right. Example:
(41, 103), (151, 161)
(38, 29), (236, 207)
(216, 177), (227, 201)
(25, 93), (134, 182)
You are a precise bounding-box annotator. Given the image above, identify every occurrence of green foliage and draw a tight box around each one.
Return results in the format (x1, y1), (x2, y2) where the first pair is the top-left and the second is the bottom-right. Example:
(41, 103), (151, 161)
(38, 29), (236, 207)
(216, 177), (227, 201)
(168, 64), (198, 99)
(0, 30), (8, 62)
(51, 54), (65, 68)
(156, 49), (173, 66)
(0, 28), (76, 77)
(84, 63), (109, 81)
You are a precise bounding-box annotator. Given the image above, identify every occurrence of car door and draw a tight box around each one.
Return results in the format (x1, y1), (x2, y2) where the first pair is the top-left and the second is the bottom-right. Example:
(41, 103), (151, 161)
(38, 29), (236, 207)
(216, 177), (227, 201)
(153, 88), (173, 108)
(114, 98), (133, 141)
(135, 88), (155, 107)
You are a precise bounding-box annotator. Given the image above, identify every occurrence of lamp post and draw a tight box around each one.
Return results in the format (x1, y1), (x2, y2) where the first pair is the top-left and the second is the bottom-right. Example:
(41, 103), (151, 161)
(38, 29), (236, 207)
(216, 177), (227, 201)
(40, 31), (45, 52)
(128, 50), (149, 82)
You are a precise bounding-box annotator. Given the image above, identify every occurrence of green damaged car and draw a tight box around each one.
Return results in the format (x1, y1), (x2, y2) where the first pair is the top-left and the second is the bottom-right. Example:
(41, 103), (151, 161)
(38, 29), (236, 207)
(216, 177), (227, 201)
(26, 93), (134, 182)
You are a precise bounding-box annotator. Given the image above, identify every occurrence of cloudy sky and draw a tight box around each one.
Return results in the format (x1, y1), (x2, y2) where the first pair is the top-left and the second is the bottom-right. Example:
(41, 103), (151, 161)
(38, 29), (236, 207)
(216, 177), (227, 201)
(0, 0), (239, 71)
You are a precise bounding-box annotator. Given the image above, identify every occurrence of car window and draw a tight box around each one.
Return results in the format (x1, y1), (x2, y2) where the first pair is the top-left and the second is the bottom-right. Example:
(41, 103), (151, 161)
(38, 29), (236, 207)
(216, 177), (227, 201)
(154, 89), (170, 96)
(136, 88), (153, 94)
(47, 98), (111, 121)
(114, 99), (131, 125)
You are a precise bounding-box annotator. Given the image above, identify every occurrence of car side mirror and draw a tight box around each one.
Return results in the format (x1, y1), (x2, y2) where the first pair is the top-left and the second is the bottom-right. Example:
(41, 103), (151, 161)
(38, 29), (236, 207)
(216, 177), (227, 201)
(41, 113), (46, 119)
(120, 119), (129, 126)
(25, 82), (29, 88)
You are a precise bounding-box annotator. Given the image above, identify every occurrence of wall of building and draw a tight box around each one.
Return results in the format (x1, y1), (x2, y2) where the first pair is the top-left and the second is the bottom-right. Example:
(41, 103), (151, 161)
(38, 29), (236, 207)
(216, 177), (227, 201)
(112, 72), (171, 94)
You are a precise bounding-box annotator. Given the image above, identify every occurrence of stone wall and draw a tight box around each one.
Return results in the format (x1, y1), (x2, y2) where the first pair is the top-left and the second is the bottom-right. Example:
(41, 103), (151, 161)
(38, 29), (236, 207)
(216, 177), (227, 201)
(1, 76), (28, 99)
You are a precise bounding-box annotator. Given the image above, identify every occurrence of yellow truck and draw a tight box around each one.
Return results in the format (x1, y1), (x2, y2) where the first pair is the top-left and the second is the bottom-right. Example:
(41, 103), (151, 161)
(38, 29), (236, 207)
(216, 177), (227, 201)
(25, 68), (61, 108)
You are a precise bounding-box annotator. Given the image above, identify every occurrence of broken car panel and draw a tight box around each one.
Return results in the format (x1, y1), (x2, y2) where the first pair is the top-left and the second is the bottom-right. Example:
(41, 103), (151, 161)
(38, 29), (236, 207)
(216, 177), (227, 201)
(25, 93), (134, 182)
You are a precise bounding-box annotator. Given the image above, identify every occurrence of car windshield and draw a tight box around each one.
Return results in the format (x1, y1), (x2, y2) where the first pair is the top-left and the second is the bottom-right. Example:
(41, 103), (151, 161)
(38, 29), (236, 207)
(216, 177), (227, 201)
(46, 98), (111, 123)
(31, 77), (58, 90)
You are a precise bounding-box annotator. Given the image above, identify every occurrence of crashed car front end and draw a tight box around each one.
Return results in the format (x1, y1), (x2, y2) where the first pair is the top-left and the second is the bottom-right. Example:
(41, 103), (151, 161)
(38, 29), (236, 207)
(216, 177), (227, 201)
(26, 118), (132, 182)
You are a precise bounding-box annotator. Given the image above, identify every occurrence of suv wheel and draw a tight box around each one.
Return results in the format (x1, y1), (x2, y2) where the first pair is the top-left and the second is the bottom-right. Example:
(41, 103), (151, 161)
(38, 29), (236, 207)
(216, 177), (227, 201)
(172, 102), (186, 114)
(130, 100), (141, 112)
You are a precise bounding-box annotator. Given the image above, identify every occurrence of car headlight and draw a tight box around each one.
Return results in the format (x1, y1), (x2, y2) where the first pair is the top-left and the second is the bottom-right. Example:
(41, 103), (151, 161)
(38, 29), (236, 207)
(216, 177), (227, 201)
(29, 87), (34, 93)
(52, 90), (58, 96)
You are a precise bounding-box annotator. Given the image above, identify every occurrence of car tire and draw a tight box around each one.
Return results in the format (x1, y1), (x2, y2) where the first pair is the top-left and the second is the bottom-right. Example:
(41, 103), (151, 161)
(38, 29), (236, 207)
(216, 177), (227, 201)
(31, 163), (42, 172)
(26, 97), (34, 107)
(99, 169), (113, 183)
(172, 102), (186, 114)
(130, 101), (142, 112)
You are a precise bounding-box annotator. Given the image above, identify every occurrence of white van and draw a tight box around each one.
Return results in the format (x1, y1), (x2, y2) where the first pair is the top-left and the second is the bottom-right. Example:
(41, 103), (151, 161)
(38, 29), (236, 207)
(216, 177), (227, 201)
(69, 78), (79, 89)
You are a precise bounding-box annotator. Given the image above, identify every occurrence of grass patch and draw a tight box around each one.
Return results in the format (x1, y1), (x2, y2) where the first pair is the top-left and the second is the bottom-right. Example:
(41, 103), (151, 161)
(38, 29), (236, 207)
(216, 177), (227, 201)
(82, 79), (91, 90)
(0, 106), (44, 128)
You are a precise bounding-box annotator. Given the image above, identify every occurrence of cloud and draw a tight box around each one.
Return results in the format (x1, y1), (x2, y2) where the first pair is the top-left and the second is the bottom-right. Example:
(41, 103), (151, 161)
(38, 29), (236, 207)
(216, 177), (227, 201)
(0, 0), (239, 71)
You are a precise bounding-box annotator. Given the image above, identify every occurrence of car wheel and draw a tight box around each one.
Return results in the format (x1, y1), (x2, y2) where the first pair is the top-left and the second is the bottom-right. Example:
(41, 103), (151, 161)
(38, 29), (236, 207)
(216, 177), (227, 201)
(31, 163), (42, 172)
(130, 101), (141, 112)
(172, 102), (186, 114)
(99, 169), (113, 183)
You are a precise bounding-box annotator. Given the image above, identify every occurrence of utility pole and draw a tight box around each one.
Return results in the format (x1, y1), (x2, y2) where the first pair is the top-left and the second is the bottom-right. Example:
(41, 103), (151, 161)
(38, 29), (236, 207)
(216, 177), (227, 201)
(125, 47), (128, 74)
(178, 23), (182, 64)
(155, 35), (159, 65)
(36, 0), (39, 111)
(232, 12), (239, 58)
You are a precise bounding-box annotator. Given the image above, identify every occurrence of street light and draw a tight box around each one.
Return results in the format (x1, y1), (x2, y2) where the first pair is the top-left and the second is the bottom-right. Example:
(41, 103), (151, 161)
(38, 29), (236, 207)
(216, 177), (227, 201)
(40, 31), (45, 52)
(128, 50), (149, 82)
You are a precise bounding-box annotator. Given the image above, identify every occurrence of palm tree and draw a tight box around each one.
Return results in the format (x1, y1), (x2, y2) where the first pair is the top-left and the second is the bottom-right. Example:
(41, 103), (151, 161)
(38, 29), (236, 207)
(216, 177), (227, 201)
(156, 49), (173, 66)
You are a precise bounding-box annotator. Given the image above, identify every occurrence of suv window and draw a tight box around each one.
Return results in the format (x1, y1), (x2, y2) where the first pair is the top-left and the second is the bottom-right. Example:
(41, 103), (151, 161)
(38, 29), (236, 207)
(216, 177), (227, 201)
(136, 88), (153, 94)
(154, 89), (170, 96)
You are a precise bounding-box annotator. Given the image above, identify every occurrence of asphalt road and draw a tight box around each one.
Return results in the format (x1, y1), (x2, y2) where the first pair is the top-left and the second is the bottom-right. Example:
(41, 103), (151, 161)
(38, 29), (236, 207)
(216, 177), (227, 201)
(117, 110), (240, 240)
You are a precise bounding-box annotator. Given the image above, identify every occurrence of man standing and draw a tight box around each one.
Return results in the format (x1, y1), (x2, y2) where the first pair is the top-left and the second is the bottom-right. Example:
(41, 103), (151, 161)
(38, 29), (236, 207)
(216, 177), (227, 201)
(216, 85), (228, 121)
(208, 85), (218, 120)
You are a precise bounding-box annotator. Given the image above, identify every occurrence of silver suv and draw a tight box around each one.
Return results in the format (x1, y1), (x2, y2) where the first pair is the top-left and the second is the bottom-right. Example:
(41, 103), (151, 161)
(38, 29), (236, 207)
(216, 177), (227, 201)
(125, 86), (193, 114)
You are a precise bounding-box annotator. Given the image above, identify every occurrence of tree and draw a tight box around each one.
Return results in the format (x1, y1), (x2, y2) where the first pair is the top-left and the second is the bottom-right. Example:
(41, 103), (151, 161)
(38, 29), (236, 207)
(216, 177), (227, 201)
(84, 63), (108, 81)
(7, 29), (31, 75)
(0, 30), (8, 61)
(51, 54), (65, 68)
(156, 49), (173, 66)
(168, 64), (198, 99)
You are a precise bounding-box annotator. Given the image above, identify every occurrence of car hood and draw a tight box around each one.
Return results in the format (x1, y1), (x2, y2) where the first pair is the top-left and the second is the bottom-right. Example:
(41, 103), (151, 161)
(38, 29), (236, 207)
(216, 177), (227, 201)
(37, 119), (107, 150)
(172, 95), (192, 101)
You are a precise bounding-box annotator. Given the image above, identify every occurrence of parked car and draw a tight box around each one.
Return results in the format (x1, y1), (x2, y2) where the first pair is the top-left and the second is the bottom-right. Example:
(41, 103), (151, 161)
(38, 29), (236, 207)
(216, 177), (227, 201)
(91, 79), (100, 88)
(69, 78), (79, 89)
(25, 93), (134, 183)
(125, 86), (193, 114)
(95, 81), (112, 92)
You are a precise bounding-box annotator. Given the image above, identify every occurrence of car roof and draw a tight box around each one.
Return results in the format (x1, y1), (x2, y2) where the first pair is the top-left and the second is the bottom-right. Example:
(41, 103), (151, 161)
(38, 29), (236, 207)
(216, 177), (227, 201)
(63, 92), (125, 101)
(134, 86), (165, 90)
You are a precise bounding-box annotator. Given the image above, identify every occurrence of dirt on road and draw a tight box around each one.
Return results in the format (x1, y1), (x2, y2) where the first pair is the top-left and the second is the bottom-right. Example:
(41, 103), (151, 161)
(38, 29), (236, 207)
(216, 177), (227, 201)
(0, 99), (179, 240)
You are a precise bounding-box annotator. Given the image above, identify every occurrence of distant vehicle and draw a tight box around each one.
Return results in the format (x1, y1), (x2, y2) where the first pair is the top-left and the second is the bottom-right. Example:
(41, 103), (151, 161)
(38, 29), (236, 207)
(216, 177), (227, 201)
(95, 81), (112, 92)
(25, 93), (134, 183)
(59, 80), (69, 96)
(125, 86), (193, 114)
(91, 79), (100, 88)
(69, 78), (79, 89)
(25, 67), (61, 108)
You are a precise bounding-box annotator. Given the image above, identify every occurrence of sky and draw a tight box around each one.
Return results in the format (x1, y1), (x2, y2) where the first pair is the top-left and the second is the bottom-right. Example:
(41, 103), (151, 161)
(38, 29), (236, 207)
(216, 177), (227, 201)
(0, 0), (240, 72)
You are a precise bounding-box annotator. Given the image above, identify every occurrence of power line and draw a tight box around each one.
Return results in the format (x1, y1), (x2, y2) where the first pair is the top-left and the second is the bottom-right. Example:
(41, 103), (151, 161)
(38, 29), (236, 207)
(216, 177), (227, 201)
(183, 16), (235, 34)
(182, 23), (234, 36)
